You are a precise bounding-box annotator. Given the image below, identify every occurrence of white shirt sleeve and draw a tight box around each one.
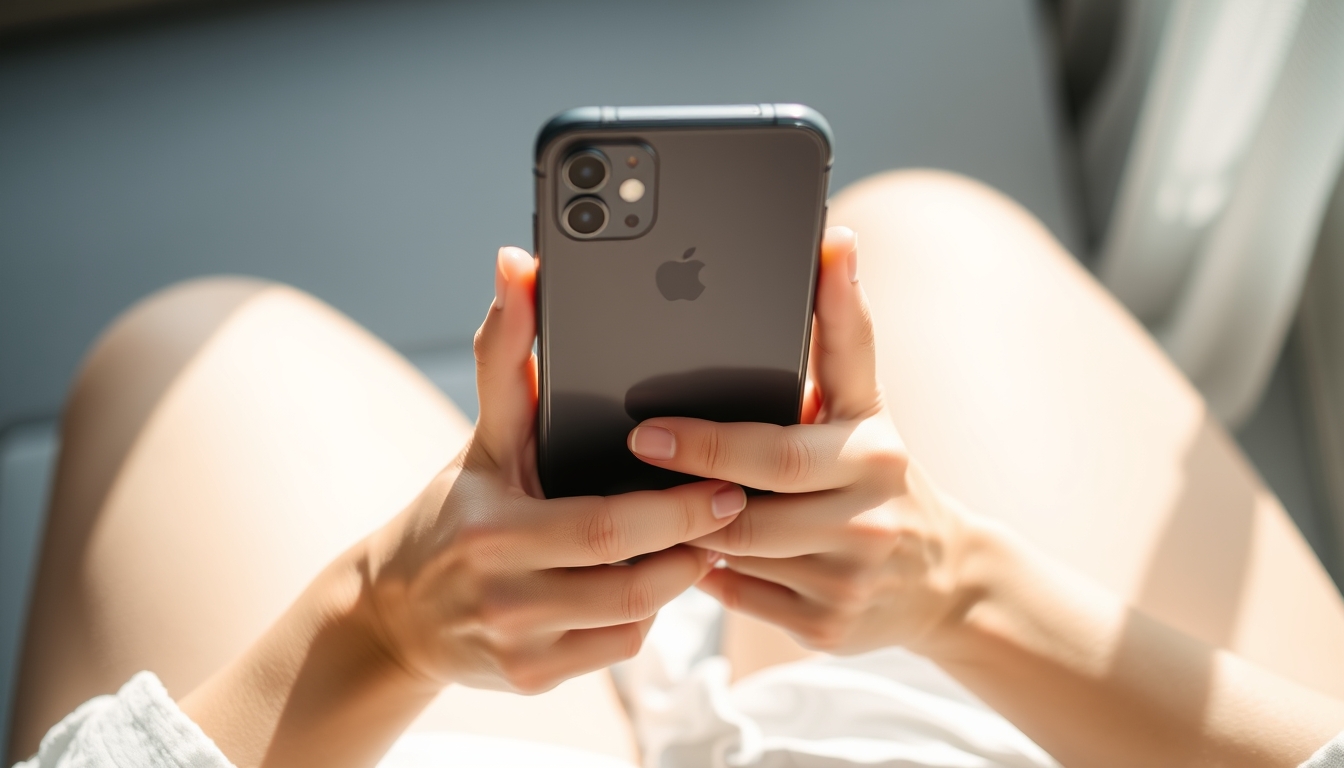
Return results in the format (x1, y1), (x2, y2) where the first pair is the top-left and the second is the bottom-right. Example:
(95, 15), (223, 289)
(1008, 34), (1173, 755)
(12, 674), (638, 768)
(1302, 734), (1344, 768)
(13, 672), (234, 768)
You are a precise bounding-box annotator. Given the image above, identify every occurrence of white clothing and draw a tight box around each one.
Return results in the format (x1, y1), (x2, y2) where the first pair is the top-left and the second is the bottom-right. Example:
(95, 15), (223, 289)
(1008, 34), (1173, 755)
(19, 664), (1344, 768)
(11, 673), (632, 768)
(15, 672), (229, 768)
(616, 588), (1059, 768)
(1304, 736), (1344, 768)
(13, 590), (1065, 768)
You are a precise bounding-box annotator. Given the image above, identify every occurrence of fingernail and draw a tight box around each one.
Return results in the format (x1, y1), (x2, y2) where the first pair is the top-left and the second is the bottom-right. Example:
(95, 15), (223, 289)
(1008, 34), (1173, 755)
(705, 549), (723, 565)
(847, 233), (859, 283)
(629, 426), (675, 460)
(494, 247), (533, 311)
(493, 248), (509, 311)
(711, 484), (746, 519)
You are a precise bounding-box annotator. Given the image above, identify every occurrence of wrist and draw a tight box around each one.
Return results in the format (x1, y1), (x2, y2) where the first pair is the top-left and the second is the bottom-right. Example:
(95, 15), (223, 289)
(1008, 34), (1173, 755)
(911, 506), (1111, 677)
(904, 501), (1015, 663)
(270, 545), (444, 765)
(183, 542), (441, 768)
(358, 466), (464, 689)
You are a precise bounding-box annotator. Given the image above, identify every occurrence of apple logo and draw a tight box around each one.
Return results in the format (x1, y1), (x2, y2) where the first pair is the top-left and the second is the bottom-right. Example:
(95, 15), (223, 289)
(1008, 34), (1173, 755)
(656, 247), (706, 301)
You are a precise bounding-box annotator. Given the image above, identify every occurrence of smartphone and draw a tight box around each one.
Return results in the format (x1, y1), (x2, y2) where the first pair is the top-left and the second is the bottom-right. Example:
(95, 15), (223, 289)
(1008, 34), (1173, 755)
(534, 104), (832, 498)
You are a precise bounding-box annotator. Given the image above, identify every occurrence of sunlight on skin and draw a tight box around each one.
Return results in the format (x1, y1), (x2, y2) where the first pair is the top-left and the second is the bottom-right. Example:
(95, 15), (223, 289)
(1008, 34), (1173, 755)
(828, 170), (1344, 697)
(14, 169), (1344, 768)
(11, 280), (640, 764)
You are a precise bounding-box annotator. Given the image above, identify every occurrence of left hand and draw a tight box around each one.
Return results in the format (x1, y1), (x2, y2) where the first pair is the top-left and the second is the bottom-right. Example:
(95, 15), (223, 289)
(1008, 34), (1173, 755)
(626, 226), (972, 655)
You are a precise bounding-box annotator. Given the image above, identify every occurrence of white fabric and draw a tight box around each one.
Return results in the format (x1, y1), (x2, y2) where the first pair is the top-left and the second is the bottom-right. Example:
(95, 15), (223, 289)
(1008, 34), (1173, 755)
(12, 671), (631, 768)
(16, 595), (1061, 768)
(14, 591), (1062, 768)
(378, 733), (635, 768)
(15, 672), (232, 768)
(10, 590), (1070, 768)
(1302, 734), (1344, 768)
(614, 588), (1061, 768)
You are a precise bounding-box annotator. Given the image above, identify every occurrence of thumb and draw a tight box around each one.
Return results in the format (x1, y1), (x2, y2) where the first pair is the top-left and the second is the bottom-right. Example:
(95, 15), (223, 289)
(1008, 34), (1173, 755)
(471, 246), (538, 470)
(812, 226), (882, 422)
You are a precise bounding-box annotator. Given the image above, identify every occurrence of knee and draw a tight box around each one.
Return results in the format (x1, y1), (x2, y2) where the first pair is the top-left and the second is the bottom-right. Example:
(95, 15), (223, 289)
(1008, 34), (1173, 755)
(64, 276), (279, 430)
(831, 168), (1047, 234)
(829, 169), (1071, 273)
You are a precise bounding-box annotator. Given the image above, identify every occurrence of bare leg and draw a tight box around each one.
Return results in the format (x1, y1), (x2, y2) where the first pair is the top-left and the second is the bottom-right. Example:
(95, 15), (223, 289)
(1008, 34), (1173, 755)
(9, 279), (637, 763)
(725, 170), (1344, 698)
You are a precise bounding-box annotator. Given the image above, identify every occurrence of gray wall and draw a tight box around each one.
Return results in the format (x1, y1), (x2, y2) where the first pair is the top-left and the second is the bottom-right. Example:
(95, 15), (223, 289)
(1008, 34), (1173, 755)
(0, 0), (1081, 431)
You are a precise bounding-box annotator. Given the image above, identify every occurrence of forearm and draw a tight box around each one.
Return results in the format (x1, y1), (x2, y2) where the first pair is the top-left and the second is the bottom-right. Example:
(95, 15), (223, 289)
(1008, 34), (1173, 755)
(179, 539), (440, 768)
(920, 515), (1344, 768)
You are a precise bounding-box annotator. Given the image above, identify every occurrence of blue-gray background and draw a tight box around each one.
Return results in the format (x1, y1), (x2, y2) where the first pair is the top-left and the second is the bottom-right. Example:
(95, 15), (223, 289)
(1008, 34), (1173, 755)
(0, 0), (1078, 431)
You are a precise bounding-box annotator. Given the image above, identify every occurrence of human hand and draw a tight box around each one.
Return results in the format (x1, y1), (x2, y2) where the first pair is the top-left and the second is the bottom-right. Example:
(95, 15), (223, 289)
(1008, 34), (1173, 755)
(626, 227), (971, 655)
(364, 247), (746, 694)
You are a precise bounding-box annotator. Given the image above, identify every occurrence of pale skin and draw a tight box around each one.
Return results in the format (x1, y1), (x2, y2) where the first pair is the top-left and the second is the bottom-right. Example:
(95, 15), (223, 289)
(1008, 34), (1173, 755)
(173, 245), (750, 767)
(632, 228), (1344, 767)
(11, 170), (1344, 767)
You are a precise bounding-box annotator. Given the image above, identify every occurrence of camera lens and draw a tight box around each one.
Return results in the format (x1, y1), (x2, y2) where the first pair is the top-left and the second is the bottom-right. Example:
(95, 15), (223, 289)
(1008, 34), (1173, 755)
(564, 151), (608, 191)
(563, 198), (608, 237)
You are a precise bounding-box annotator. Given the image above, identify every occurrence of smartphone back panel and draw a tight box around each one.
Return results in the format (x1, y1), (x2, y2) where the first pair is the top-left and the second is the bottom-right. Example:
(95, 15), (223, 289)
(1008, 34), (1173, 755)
(535, 105), (831, 498)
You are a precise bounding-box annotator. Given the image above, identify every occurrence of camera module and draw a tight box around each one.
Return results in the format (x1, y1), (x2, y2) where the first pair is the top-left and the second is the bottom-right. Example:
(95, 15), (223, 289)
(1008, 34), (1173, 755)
(562, 197), (609, 237)
(563, 150), (609, 191)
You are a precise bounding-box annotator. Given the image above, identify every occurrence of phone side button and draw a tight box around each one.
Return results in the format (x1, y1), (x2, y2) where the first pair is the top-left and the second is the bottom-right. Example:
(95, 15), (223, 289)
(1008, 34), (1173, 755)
(532, 213), (538, 256)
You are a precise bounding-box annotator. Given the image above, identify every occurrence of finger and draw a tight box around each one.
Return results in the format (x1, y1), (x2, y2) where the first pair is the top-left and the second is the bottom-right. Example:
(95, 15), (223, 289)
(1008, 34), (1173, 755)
(509, 617), (656, 694)
(812, 226), (882, 422)
(717, 553), (855, 605)
(472, 246), (539, 468)
(515, 480), (746, 568)
(688, 486), (883, 557)
(628, 419), (862, 493)
(696, 568), (827, 641)
(516, 546), (716, 630)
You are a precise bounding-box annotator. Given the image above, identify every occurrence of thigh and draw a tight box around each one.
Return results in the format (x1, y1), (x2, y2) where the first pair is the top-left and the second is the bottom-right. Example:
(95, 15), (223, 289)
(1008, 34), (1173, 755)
(8, 278), (636, 764)
(823, 169), (1344, 695)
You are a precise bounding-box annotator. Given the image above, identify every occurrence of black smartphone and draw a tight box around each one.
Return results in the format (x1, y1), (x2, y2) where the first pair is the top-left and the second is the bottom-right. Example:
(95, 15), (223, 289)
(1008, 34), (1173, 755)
(534, 104), (832, 498)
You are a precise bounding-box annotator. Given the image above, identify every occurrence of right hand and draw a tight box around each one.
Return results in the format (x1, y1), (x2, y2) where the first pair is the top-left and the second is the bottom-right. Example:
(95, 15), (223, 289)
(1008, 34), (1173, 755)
(362, 246), (746, 695)
(629, 228), (969, 657)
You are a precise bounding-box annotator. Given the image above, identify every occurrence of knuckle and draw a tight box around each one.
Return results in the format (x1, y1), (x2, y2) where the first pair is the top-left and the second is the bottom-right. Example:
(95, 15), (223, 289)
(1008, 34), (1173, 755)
(475, 583), (510, 624)
(581, 499), (624, 563)
(476, 583), (526, 633)
(800, 616), (849, 652)
(776, 432), (814, 486)
(720, 512), (754, 555)
(498, 654), (556, 696)
(616, 623), (646, 662)
(475, 589), (509, 629)
(867, 444), (910, 493)
(825, 569), (873, 610)
(847, 508), (902, 551)
(716, 576), (743, 611)
(472, 327), (489, 367)
(512, 671), (555, 696)
(457, 520), (512, 571)
(702, 428), (726, 475)
(496, 654), (529, 690)
(620, 576), (658, 622)
(676, 492), (698, 540)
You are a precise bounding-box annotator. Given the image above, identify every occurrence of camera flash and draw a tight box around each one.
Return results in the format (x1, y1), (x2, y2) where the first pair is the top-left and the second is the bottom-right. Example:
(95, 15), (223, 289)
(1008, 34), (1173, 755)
(619, 178), (646, 203)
